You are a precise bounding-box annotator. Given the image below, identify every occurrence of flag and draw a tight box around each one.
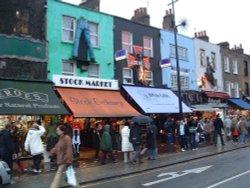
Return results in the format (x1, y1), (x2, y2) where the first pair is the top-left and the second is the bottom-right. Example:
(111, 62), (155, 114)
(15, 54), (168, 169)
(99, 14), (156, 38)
(160, 58), (171, 68)
(143, 57), (150, 70)
(133, 45), (143, 55)
(127, 54), (136, 67)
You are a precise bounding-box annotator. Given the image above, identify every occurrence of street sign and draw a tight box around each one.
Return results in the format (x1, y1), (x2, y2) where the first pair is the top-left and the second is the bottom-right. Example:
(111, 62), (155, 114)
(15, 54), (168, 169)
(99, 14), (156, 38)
(142, 165), (212, 186)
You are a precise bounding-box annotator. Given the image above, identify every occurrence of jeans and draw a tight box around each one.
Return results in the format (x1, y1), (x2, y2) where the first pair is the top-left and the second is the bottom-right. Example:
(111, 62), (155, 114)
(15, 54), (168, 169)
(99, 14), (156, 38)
(240, 133), (247, 143)
(147, 148), (157, 160)
(166, 133), (173, 152)
(214, 130), (225, 145)
(72, 17), (95, 60)
(32, 154), (43, 171)
(190, 134), (197, 149)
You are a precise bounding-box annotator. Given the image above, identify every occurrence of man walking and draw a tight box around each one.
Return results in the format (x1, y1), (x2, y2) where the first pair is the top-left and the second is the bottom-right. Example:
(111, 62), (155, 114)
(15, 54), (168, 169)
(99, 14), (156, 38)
(213, 114), (225, 146)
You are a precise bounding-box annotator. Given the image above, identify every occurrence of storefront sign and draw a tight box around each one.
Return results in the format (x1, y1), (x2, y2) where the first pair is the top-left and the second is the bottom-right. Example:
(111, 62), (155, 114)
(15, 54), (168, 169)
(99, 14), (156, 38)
(53, 75), (119, 90)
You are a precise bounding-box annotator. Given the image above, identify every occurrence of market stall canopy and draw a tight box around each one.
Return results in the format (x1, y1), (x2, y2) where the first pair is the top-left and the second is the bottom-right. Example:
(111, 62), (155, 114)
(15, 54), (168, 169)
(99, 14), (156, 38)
(0, 79), (70, 115)
(122, 85), (192, 114)
(228, 98), (250, 110)
(56, 87), (140, 117)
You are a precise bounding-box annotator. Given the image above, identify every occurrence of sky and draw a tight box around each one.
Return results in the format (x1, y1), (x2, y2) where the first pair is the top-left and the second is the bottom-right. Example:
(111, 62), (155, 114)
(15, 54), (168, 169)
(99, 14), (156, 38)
(63, 0), (250, 54)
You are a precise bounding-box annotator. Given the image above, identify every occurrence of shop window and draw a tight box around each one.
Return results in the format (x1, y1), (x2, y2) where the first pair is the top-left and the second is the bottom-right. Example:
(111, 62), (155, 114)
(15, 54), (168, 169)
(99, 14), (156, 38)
(123, 68), (133, 84)
(143, 36), (153, 57)
(62, 60), (75, 76)
(62, 15), (76, 43)
(122, 31), (133, 53)
(89, 22), (99, 47)
(88, 64), (99, 78)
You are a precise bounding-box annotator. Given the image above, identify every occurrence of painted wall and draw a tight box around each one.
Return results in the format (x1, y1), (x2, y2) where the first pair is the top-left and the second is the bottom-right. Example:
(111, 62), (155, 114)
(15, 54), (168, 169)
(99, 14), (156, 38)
(194, 38), (223, 92)
(160, 29), (196, 90)
(47, 0), (114, 80)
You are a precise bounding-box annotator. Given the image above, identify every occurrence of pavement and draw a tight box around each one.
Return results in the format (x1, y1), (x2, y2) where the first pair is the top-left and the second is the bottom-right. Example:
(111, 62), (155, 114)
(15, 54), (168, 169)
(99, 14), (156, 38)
(6, 141), (250, 188)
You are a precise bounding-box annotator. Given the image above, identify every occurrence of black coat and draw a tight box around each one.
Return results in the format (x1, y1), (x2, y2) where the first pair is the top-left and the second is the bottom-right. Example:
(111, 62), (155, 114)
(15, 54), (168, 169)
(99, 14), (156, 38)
(146, 124), (157, 149)
(213, 117), (224, 133)
(129, 123), (142, 146)
(0, 129), (15, 158)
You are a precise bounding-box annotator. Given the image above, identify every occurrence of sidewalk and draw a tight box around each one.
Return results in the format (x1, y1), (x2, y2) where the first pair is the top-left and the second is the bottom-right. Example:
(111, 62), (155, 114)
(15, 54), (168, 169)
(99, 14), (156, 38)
(7, 142), (250, 188)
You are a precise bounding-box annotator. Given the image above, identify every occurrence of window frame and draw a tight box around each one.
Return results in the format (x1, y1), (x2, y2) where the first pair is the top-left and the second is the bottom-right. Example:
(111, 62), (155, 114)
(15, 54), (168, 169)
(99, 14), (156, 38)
(145, 70), (154, 86)
(62, 60), (75, 76)
(89, 21), (99, 48)
(88, 64), (100, 78)
(224, 56), (230, 73)
(122, 31), (133, 53)
(122, 68), (134, 84)
(232, 58), (238, 74)
(143, 36), (153, 57)
(62, 15), (76, 43)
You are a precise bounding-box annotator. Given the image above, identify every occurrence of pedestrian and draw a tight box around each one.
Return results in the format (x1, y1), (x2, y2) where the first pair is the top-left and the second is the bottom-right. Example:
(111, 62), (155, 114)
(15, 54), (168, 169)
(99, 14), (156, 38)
(129, 122), (143, 164)
(100, 123), (116, 165)
(204, 118), (214, 145)
(0, 121), (15, 179)
(187, 116), (198, 150)
(49, 124), (78, 188)
(146, 122), (158, 160)
(121, 121), (134, 163)
(163, 117), (175, 152)
(238, 115), (248, 144)
(231, 116), (239, 143)
(177, 119), (188, 151)
(24, 119), (45, 174)
(93, 121), (103, 161)
(213, 114), (225, 146)
(224, 116), (232, 141)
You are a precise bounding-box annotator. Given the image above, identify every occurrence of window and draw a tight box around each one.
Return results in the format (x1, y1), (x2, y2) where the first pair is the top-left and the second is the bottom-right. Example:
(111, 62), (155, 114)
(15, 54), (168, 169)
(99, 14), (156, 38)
(62, 16), (75, 42)
(145, 71), (153, 86)
(143, 36), (153, 57)
(123, 68), (133, 84)
(211, 52), (216, 69)
(232, 59), (238, 74)
(88, 64), (99, 78)
(245, 82), (249, 96)
(200, 49), (206, 66)
(234, 82), (239, 98)
(89, 22), (99, 47)
(169, 44), (188, 61)
(62, 60), (75, 76)
(122, 31), (133, 53)
(225, 80), (231, 95)
(244, 61), (248, 76)
(14, 10), (29, 34)
(224, 56), (230, 72)
(171, 73), (189, 89)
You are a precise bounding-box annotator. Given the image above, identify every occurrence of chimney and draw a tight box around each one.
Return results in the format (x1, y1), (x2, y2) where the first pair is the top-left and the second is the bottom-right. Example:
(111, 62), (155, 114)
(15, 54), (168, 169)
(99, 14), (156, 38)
(194, 30), (209, 42)
(79, 0), (100, 11)
(232, 44), (244, 54)
(162, 9), (174, 31)
(217, 41), (230, 49)
(131, 7), (150, 26)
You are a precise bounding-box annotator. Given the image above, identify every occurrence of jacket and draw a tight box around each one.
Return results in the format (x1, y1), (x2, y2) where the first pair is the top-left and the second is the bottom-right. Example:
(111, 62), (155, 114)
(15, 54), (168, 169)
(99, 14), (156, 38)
(50, 134), (73, 165)
(146, 123), (157, 149)
(121, 126), (134, 152)
(100, 125), (113, 151)
(24, 125), (45, 156)
(0, 129), (15, 157)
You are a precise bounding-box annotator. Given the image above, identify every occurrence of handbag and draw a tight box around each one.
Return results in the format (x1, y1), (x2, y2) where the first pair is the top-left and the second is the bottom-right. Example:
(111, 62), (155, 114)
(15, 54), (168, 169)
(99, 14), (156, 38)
(65, 165), (77, 186)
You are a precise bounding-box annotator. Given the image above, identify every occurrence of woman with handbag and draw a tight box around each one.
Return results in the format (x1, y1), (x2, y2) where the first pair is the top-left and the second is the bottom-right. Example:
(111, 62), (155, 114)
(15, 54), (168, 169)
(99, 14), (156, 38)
(49, 125), (78, 188)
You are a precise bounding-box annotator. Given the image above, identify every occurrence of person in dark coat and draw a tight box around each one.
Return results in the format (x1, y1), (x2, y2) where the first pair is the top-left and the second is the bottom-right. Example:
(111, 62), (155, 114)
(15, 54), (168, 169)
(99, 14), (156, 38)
(129, 122), (142, 164)
(187, 116), (198, 150)
(163, 117), (175, 152)
(146, 122), (158, 160)
(0, 122), (15, 173)
(213, 114), (225, 146)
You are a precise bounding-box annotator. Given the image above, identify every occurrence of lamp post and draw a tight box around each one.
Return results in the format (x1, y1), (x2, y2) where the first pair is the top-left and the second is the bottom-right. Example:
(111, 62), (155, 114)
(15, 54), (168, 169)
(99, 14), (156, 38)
(168, 0), (186, 120)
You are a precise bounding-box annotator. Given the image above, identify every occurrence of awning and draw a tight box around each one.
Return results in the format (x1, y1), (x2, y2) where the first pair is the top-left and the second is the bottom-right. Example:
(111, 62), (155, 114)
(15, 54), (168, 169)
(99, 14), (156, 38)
(228, 98), (250, 110)
(191, 104), (219, 112)
(122, 85), (192, 114)
(0, 80), (70, 115)
(56, 87), (140, 117)
(204, 91), (230, 99)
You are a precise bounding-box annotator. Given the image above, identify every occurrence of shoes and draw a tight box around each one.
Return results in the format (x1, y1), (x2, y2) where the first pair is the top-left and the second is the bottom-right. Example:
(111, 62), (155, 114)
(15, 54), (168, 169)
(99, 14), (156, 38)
(33, 169), (41, 174)
(181, 148), (186, 152)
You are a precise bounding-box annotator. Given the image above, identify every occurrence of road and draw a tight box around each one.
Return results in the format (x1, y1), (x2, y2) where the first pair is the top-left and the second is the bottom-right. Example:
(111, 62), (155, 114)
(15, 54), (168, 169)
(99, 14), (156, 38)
(80, 147), (250, 188)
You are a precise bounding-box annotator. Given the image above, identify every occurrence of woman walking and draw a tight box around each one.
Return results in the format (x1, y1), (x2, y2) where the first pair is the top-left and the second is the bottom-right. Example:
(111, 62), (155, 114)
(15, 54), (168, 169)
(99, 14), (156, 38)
(121, 121), (134, 163)
(50, 125), (78, 188)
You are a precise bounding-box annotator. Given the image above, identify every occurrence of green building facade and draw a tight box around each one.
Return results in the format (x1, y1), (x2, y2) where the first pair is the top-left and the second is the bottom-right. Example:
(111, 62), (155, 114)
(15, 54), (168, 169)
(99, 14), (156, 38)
(47, 0), (114, 80)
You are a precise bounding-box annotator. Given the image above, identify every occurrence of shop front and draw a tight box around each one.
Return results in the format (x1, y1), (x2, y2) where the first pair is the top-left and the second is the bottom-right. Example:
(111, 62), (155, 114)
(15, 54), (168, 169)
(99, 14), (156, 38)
(53, 75), (140, 157)
(227, 98), (250, 117)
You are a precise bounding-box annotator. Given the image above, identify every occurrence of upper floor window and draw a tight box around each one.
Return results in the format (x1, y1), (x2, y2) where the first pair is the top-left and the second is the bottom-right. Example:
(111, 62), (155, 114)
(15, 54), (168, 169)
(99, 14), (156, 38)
(62, 60), (75, 76)
(244, 61), (248, 76)
(211, 52), (216, 69)
(170, 44), (188, 61)
(245, 82), (249, 96)
(232, 58), (238, 74)
(171, 72), (189, 89)
(145, 71), (154, 86)
(89, 22), (99, 47)
(88, 64), (99, 78)
(200, 49), (206, 66)
(234, 82), (239, 98)
(14, 10), (29, 35)
(122, 31), (133, 53)
(224, 56), (230, 73)
(62, 16), (76, 43)
(143, 36), (153, 57)
(123, 68), (134, 84)
(225, 80), (231, 94)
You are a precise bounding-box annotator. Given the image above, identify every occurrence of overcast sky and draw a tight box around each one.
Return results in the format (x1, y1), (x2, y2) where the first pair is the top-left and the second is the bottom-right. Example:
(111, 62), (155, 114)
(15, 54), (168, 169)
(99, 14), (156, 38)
(63, 0), (250, 54)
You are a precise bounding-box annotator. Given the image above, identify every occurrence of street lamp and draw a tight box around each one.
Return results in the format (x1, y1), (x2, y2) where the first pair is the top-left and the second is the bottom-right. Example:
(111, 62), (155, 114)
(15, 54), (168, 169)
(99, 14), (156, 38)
(168, 0), (186, 120)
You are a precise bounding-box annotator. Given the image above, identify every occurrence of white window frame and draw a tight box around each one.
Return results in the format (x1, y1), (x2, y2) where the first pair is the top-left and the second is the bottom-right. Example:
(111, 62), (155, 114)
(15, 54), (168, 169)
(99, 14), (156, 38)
(122, 31), (133, 53)
(122, 68), (134, 84)
(225, 80), (231, 95)
(169, 44), (188, 61)
(62, 15), (76, 43)
(62, 60), (75, 76)
(234, 82), (239, 98)
(89, 22), (99, 48)
(143, 36), (153, 57)
(224, 56), (230, 72)
(145, 71), (154, 86)
(171, 71), (189, 90)
(211, 52), (216, 69)
(200, 49), (206, 66)
(88, 64), (100, 78)
(232, 58), (238, 74)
